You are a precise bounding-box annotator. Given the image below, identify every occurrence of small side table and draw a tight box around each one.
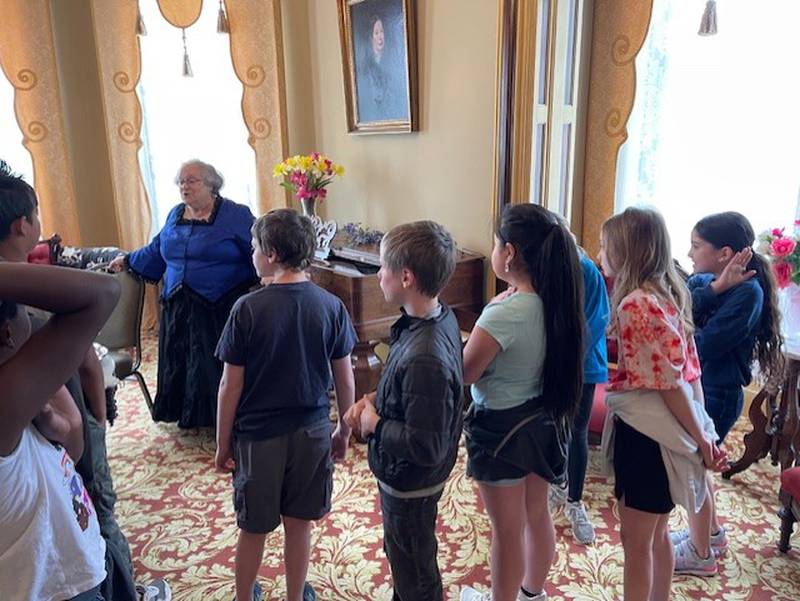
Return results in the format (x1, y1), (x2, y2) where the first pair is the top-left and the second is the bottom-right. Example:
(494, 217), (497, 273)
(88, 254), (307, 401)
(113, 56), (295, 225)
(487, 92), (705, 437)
(723, 348), (800, 479)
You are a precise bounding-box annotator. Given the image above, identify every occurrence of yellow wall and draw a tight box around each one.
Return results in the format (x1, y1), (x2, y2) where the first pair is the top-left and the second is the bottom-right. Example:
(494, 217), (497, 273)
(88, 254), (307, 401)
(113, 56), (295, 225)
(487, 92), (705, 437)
(282, 0), (499, 257)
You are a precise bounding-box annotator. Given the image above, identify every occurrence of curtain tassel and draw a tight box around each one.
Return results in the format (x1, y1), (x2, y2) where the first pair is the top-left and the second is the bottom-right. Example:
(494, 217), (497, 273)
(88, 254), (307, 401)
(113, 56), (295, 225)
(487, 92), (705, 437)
(698, 0), (718, 36)
(181, 29), (193, 77)
(136, 6), (147, 36)
(217, 1), (230, 34)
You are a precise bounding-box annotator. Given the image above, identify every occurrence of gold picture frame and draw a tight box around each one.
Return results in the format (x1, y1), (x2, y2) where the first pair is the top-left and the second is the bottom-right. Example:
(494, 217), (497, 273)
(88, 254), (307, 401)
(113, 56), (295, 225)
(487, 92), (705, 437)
(337, 0), (418, 134)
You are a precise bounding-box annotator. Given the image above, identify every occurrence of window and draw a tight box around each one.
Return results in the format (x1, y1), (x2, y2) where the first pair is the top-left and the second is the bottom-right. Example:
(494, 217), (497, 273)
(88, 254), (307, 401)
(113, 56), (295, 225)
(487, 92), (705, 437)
(137, 1), (257, 235)
(616, 0), (800, 267)
(529, 0), (585, 219)
(0, 73), (35, 185)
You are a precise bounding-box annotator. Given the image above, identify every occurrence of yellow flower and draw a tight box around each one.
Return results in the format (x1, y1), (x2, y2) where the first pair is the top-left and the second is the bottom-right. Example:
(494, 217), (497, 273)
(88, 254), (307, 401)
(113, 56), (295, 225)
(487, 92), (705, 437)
(272, 163), (286, 178)
(297, 155), (313, 172)
(333, 164), (345, 177)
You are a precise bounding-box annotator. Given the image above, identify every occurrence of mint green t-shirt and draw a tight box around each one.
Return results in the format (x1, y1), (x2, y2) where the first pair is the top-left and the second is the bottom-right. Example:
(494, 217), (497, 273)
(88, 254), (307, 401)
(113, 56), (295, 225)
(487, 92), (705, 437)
(470, 292), (545, 410)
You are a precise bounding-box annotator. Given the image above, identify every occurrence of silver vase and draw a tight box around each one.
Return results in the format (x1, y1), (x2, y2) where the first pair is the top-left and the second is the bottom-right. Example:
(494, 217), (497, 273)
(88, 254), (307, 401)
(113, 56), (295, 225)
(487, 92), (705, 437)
(300, 197), (317, 219)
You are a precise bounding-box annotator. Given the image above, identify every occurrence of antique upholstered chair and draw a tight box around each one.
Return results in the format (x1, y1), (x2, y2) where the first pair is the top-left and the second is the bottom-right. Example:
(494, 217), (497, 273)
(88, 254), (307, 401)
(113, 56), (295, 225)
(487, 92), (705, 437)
(778, 466), (800, 553)
(96, 271), (154, 416)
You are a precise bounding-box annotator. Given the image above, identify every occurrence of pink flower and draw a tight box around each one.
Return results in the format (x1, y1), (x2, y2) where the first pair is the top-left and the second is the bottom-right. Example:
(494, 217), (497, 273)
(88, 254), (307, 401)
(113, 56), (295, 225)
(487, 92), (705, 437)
(771, 237), (797, 258)
(773, 261), (793, 289)
(311, 152), (320, 161)
(795, 219), (800, 226)
(296, 186), (312, 200)
(772, 228), (786, 237)
(317, 187), (327, 199)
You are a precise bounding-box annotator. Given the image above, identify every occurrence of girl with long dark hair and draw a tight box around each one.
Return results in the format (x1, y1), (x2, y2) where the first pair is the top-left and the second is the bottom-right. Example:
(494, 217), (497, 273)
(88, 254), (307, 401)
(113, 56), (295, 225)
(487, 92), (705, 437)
(460, 204), (584, 601)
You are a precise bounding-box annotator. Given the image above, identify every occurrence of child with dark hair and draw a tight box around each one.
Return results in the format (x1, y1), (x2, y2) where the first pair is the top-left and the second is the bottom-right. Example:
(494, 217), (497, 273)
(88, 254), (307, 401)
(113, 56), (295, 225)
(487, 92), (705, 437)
(344, 220), (463, 601)
(0, 262), (120, 601)
(461, 204), (585, 601)
(215, 208), (357, 601)
(667, 211), (785, 572)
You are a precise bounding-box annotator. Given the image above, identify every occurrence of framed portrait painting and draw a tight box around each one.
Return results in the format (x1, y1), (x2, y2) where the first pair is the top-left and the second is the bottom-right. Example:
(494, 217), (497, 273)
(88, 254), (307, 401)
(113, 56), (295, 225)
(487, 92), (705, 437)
(337, 0), (418, 134)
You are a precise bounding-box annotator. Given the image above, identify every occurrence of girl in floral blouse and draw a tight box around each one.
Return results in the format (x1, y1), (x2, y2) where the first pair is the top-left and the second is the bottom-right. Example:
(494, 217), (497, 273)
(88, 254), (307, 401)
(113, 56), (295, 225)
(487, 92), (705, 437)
(599, 207), (727, 601)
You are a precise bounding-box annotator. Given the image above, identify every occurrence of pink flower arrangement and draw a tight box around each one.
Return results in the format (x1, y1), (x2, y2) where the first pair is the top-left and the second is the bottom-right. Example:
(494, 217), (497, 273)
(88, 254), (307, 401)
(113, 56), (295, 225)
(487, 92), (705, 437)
(272, 152), (344, 204)
(758, 226), (800, 289)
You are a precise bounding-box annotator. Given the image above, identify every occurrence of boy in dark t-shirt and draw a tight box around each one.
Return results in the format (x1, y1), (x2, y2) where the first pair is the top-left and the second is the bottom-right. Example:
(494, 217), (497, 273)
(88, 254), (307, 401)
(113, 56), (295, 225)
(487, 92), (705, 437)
(215, 209), (356, 601)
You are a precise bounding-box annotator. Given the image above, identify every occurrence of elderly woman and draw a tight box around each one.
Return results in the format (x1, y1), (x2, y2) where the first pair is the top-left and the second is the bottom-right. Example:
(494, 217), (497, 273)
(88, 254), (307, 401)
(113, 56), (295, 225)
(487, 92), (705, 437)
(110, 160), (257, 428)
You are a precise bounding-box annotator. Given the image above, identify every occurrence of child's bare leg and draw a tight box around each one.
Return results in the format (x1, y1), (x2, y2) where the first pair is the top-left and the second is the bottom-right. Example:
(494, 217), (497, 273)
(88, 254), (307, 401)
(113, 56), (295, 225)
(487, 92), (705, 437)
(479, 481), (527, 601)
(236, 530), (266, 601)
(283, 516), (312, 601)
(619, 499), (662, 601)
(521, 473), (555, 595)
(650, 514), (673, 601)
(687, 484), (713, 558)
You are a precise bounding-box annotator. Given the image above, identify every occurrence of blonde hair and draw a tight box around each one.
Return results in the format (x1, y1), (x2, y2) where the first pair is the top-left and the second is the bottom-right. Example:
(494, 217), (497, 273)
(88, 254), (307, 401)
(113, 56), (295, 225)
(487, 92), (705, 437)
(602, 207), (692, 328)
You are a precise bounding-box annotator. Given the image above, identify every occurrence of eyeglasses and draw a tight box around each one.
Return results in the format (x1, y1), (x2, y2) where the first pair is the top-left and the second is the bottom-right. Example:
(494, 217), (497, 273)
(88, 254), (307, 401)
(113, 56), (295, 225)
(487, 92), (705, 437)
(178, 177), (203, 186)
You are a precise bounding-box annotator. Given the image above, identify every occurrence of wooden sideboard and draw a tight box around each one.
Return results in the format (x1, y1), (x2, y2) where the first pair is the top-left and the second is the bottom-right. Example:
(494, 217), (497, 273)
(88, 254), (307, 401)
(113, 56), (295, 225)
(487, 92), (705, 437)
(309, 249), (484, 398)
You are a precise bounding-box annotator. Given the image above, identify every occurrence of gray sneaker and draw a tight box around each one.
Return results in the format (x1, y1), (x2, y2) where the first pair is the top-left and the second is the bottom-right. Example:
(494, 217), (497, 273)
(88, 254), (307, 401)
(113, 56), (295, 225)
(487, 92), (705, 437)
(670, 527), (728, 557)
(673, 539), (718, 577)
(548, 483), (567, 514)
(231, 582), (263, 601)
(565, 501), (595, 545)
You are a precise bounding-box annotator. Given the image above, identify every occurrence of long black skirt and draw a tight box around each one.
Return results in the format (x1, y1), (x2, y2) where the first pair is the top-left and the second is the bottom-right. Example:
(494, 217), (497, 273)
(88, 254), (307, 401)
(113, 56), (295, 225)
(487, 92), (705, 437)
(153, 283), (249, 429)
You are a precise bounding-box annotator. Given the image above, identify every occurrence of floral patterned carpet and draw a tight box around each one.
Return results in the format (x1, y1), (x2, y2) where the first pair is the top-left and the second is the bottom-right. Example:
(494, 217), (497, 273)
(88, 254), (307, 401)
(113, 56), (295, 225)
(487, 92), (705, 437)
(107, 337), (800, 600)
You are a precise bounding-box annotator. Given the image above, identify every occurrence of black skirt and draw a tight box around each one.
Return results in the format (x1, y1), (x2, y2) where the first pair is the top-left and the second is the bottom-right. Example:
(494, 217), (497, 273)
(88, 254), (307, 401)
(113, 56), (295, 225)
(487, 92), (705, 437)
(153, 283), (251, 429)
(464, 397), (569, 485)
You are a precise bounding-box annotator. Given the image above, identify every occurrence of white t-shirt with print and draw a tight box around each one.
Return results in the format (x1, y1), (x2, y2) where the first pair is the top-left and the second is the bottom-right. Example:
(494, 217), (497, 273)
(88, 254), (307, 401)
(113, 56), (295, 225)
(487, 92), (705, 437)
(0, 425), (106, 601)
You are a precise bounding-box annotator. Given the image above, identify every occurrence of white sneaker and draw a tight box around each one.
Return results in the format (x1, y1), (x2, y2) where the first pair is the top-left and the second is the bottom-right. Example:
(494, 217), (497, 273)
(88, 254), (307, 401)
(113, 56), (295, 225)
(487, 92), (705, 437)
(460, 587), (491, 601)
(460, 586), (547, 601)
(548, 483), (567, 514)
(565, 500), (596, 545)
(141, 579), (172, 601)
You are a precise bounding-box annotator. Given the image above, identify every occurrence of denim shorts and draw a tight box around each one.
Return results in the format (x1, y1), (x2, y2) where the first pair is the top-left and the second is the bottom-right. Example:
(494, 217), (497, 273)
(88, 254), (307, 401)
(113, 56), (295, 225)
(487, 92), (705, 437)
(232, 420), (333, 534)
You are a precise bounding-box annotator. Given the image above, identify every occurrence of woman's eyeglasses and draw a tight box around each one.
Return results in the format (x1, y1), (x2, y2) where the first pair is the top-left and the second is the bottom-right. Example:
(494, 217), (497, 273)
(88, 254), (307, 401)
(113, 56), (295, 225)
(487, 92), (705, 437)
(178, 177), (203, 186)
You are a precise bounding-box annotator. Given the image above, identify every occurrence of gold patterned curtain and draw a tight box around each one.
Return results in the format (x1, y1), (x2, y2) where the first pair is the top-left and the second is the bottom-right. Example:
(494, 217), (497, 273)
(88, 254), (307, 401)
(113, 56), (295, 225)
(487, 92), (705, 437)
(89, 0), (152, 252)
(224, 0), (289, 215)
(579, 0), (653, 257)
(0, 0), (82, 245)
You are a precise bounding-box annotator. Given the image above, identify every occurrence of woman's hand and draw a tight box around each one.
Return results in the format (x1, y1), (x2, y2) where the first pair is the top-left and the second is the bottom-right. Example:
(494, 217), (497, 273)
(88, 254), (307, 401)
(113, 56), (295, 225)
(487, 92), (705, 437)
(108, 255), (126, 273)
(710, 248), (756, 295)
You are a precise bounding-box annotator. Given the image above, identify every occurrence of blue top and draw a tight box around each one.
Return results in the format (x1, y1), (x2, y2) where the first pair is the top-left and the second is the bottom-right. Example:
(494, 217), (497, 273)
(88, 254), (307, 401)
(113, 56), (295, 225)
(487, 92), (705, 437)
(127, 197), (256, 302)
(471, 292), (546, 410)
(215, 281), (357, 441)
(580, 253), (610, 384)
(688, 273), (764, 389)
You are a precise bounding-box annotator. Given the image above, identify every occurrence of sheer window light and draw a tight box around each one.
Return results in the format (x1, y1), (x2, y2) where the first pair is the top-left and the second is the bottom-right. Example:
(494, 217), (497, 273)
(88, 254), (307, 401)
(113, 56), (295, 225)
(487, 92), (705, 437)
(0, 73), (35, 185)
(616, 0), (800, 268)
(137, 1), (258, 236)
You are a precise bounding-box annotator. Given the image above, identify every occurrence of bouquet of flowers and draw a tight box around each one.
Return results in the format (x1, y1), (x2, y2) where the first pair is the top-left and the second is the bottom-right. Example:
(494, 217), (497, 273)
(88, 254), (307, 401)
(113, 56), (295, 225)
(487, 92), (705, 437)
(757, 223), (800, 288)
(272, 152), (344, 202)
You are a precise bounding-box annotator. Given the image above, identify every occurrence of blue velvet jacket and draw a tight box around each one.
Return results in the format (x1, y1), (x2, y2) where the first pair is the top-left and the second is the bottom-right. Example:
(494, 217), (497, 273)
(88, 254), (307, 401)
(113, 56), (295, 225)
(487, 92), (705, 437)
(688, 273), (764, 389)
(127, 197), (257, 302)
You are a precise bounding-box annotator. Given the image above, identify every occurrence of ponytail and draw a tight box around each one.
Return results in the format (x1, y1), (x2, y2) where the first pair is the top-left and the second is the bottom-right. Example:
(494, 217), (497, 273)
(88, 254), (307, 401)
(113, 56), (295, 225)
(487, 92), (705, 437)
(497, 205), (584, 419)
(749, 253), (785, 384)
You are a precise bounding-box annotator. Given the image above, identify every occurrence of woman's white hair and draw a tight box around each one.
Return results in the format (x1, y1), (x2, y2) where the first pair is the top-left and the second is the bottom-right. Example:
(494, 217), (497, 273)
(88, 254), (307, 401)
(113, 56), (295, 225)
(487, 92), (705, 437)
(175, 159), (224, 195)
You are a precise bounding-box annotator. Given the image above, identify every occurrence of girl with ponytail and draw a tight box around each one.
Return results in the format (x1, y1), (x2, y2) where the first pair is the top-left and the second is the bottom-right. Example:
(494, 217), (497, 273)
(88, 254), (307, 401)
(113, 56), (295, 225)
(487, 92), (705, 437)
(460, 204), (584, 601)
(688, 211), (784, 439)
(669, 211), (786, 574)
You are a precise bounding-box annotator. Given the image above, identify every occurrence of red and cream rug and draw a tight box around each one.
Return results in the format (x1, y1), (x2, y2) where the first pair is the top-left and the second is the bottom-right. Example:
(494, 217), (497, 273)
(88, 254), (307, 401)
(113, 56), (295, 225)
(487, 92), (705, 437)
(107, 339), (800, 600)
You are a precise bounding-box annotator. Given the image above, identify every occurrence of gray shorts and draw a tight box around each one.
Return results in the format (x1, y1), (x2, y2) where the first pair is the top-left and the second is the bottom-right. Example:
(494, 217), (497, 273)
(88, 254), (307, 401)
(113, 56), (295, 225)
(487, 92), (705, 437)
(232, 421), (334, 534)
